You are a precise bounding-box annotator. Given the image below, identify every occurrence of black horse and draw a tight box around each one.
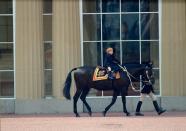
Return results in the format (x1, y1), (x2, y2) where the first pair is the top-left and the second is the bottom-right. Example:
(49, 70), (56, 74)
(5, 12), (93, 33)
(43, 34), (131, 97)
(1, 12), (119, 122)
(63, 63), (154, 117)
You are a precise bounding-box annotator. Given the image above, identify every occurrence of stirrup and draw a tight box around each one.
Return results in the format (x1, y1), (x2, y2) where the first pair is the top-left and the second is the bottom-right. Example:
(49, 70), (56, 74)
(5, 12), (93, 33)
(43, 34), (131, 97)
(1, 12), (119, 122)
(108, 76), (114, 80)
(108, 71), (115, 80)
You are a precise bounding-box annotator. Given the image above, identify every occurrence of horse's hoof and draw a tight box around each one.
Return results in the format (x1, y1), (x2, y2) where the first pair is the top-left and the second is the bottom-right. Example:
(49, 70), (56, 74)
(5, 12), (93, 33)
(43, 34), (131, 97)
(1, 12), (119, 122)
(102, 111), (106, 117)
(135, 112), (144, 116)
(88, 112), (92, 117)
(125, 112), (130, 116)
(75, 114), (80, 117)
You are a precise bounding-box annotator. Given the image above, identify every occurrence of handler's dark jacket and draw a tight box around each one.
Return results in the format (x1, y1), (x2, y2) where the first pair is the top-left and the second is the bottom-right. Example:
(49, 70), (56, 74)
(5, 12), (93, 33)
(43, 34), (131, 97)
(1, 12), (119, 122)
(141, 76), (155, 94)
(103, 54), (121, 72)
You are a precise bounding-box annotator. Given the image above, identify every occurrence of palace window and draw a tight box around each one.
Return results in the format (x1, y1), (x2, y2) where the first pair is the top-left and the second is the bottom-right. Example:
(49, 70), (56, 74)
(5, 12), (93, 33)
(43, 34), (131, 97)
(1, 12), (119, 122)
(0, 0), (14, 98)
(81, 0), (160, 96)
(43, 0), (53, 97)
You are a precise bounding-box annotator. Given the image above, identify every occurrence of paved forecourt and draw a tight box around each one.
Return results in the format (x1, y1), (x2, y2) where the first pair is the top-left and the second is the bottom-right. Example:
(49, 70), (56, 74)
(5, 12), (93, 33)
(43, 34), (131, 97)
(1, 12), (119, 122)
(0, 112), (186, 131)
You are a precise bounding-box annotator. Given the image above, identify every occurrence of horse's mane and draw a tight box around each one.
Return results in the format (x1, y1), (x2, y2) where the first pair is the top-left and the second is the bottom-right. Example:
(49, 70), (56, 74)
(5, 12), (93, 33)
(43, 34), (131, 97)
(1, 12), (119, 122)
(82, 62), (151, 71)
(123, 63), (145, 68)
(123, 62), (151, 68)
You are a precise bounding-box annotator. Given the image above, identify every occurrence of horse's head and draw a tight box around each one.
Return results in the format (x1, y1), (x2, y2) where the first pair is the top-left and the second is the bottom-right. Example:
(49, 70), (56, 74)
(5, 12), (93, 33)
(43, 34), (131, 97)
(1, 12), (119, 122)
(123, 62), (155, 84)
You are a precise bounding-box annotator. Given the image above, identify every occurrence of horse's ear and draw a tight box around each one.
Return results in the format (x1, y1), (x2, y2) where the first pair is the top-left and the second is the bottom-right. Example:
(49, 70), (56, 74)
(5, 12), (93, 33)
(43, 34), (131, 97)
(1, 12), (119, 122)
(148, 61), (153, 68)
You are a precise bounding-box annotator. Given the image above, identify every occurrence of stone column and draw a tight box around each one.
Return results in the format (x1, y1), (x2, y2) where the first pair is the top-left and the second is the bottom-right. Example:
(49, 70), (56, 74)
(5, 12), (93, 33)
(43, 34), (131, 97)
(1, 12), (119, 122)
(53, 0), (81, 98)
(16, 0), (44, 99)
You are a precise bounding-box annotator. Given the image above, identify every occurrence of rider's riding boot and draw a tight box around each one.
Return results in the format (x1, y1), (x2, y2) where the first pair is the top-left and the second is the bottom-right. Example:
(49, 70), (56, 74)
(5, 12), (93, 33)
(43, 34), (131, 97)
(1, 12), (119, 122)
(108, 71), (115, 80)
(135, 101), (144, 116)
(153, 101), (166, 115)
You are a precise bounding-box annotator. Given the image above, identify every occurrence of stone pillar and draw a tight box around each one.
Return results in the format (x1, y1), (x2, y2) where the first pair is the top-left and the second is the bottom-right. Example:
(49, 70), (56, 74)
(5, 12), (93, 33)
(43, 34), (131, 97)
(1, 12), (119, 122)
(162, 0), (186, 96)
(53, 0), (81, 98)
(16, 0), (44, 99)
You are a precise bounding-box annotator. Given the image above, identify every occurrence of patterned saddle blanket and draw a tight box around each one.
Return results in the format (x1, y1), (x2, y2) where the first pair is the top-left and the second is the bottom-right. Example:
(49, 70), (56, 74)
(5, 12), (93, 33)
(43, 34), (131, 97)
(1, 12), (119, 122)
(93, 66), (120, 81)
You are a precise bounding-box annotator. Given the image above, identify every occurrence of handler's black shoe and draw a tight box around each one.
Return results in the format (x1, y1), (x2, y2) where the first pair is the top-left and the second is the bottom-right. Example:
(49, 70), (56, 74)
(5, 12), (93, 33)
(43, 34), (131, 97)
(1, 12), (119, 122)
(153, 101), (166, 115)
(158, 108), (166, 115)
(135, 112), (144, 116)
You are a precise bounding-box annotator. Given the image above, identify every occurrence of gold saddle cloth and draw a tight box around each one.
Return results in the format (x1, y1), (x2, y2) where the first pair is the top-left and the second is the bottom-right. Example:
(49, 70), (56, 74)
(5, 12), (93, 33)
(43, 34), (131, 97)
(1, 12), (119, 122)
(93, 66), (120, 81)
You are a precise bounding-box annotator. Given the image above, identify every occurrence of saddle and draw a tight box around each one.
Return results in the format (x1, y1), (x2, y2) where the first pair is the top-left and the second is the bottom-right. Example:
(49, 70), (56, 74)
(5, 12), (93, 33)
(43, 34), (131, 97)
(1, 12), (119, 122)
(93, 66), (120, 81)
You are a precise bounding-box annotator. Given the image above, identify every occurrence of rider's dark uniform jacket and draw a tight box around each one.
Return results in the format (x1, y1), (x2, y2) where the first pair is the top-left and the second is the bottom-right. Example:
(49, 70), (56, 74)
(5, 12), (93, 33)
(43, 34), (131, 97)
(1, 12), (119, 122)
(104, 54), (120, 72)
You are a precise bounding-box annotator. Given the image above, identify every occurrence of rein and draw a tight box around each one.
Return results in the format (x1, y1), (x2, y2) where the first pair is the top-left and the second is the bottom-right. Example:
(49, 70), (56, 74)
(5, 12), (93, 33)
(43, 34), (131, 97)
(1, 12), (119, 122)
(118, 64), (140, 92)
(118, 64), (150, 92)
(128, 71), (149, 83)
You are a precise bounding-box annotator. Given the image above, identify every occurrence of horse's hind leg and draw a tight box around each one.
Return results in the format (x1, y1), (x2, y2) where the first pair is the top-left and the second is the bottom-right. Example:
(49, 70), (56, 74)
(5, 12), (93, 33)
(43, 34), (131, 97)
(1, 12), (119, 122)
(73, 89), (82, 117)
(80, 88), (92, 116)
(121, 95), (130, 116)
(103, 90), (119, 117)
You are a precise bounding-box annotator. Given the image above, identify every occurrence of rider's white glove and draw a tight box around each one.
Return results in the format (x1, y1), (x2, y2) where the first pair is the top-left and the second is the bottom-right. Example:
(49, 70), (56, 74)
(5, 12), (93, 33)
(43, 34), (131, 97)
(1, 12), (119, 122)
(108, 67), (111, 71)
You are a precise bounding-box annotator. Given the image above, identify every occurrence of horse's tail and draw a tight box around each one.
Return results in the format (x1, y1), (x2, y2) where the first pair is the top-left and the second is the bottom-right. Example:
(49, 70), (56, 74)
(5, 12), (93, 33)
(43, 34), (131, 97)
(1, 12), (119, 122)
(63, 68), (78, 100)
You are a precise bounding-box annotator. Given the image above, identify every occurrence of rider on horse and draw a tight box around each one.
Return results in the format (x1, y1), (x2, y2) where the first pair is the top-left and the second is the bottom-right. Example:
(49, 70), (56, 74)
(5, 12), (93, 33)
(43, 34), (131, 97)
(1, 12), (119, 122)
(104, 47), (121, 79)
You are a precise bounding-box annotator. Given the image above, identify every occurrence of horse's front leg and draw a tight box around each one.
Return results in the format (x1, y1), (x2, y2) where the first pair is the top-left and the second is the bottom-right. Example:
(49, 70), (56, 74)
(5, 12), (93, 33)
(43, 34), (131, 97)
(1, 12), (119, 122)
(103, 90), (118, 117)
(121, 95), (130, 116)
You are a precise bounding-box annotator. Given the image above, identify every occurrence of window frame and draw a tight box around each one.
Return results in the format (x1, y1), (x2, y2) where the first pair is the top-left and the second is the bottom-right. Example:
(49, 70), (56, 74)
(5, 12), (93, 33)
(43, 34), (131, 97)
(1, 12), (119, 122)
(0, 0), (15, 99)
(43, 0), (53, 98)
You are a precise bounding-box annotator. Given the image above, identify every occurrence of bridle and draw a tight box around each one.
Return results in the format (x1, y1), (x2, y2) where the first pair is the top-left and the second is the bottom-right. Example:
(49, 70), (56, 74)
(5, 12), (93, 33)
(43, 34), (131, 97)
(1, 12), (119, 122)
(118, 64), (154, 92)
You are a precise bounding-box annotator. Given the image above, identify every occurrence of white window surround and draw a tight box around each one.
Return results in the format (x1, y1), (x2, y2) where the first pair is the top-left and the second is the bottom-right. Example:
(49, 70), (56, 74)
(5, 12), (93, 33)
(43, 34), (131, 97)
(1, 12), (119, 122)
(43, 1), (53, 97)
(0, 0), (15, 99)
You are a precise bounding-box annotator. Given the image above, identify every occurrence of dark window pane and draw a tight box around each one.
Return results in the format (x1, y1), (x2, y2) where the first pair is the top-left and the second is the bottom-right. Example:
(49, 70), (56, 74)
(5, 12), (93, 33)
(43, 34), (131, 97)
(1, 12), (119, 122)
(152, 69), (159, 95)
(102, 14), (120, 40)
(0, 0), (12, 14)
(121, 14), (139, 40)
(43, 15), (52, 41)
(44, 42), (52, 69)
(103, 91), (113, 96)
(88, 89), (101, 96)
(83, 0), (101, 13)
(43, 0), (52, 14)
(102, 0), (119, 12)
(44, 70), (52, 96)
(0, 16), (13, 42)
(0, 43), (13, 70)
(0, 71), (14, 97)
(83, 15), (101, 41)
(141, 13), (159, 40)
(140, 0), (158, 12)
(121, 0), (139, 12)
(103, 42), (120, 63)
(83, 42), (101, 66)
(141, 41), (159, 68)
(122, 41), (140, 63)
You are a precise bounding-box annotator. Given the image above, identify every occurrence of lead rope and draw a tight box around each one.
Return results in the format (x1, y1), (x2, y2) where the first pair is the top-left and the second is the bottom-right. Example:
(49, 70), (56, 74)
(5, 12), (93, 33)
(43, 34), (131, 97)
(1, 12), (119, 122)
(118, 64), (140, 92)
